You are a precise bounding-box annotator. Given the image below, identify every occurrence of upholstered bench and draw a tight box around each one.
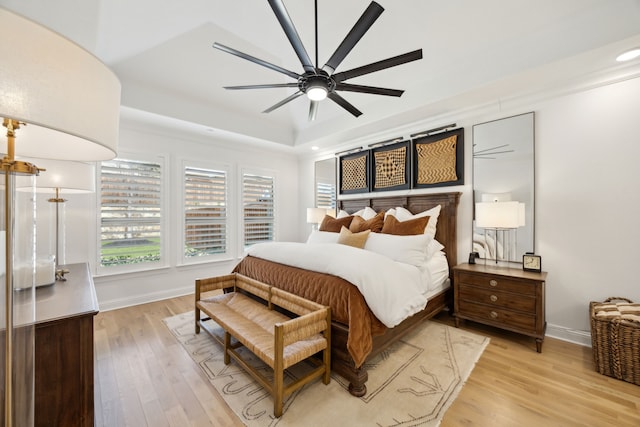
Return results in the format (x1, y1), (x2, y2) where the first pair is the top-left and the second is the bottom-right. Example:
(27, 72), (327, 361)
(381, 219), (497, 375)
(195, 273), (331, 417)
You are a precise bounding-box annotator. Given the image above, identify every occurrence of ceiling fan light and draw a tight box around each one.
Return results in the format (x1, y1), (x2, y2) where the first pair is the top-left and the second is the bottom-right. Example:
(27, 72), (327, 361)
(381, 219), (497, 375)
(307, 86), (328, 101)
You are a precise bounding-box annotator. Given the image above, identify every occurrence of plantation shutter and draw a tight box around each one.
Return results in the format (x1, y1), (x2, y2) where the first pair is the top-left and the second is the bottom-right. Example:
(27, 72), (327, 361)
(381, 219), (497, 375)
(243, 173), (274, 247)
(184, 166), (227, 257)
(316, 181), (336, 210)
(100, 158), (162, 267)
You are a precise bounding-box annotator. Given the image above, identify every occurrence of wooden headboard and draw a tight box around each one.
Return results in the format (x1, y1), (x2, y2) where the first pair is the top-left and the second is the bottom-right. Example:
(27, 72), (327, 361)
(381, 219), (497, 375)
(338, 192), (461, 272)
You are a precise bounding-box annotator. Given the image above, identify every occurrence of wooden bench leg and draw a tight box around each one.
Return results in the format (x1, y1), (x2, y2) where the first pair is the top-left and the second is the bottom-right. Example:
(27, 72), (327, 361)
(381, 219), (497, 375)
(323, 347), (330, 385)
(274, 364), (284, 417)
(195, 307), (201, 334)
(224, 331), (231, 365)
(274, 327), (284, 417)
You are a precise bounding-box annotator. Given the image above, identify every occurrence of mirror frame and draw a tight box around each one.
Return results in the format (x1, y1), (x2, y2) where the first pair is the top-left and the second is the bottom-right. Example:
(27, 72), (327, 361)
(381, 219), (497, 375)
(472, 112), (535, 262)
(314, 157), (337, 213)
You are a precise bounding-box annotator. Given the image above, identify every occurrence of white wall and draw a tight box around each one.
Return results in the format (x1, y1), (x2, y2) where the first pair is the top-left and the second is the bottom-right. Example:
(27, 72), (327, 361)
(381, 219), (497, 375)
(535, 77), (640, 343)
(62, 119), (300, 311)
(303, 76), (640, 346)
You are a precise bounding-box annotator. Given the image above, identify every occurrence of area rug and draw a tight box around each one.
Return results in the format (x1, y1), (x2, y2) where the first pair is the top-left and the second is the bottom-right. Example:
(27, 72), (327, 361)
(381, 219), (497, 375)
(164, 312), (489, 427)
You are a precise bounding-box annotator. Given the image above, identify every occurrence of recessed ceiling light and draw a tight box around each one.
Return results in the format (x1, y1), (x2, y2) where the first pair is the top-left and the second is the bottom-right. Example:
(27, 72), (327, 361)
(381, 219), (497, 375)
(616, 48), (640, 62)
(311, 146), (320, 151)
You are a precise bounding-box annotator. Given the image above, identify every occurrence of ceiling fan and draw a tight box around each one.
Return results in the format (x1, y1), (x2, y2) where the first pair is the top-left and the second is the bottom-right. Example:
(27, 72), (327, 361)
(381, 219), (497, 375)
(213, 0), (423, 121)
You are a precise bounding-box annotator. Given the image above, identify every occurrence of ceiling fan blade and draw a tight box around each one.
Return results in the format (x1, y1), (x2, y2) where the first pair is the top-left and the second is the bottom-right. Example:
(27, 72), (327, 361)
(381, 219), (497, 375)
(308, 100), (320, 121)
(332, 49), (423, 82)
(328, 92), (362, 117)
(322, 1), (384, 74)
(267, 0), (315, 73)
(224, 83), (300, 90)
(335, 82), (404, 97)
(262, 91), (304, 113)
(213, 42), (300, 80)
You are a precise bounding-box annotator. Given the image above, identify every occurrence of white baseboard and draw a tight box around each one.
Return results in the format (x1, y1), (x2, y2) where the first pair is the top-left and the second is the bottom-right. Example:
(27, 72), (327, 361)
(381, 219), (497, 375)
(546, 323), (592, 347)
(98, 285), (193, 312)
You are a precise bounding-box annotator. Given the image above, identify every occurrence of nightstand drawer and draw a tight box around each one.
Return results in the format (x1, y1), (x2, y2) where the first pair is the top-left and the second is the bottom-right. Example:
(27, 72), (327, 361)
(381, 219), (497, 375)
(457, 271), (536, 296)
(458, 300), (536, 330)
(458, 284), (536, 312)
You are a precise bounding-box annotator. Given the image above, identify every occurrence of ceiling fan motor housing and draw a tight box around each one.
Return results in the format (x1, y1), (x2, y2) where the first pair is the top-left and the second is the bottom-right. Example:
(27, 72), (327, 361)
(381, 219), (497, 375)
(299, 71), (336, 95)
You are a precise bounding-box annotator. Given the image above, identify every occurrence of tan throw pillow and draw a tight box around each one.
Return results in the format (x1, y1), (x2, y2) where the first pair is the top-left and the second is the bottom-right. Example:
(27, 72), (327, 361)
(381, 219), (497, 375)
(319, 215), (353, 232)
(349, 211), (384, 233)
(337, 226), (371, 248)
(381, 215), (430, 236)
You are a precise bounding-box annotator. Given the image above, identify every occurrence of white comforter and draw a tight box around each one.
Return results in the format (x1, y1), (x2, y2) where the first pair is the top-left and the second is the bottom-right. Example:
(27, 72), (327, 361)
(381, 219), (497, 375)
(245, 242), (428, 328)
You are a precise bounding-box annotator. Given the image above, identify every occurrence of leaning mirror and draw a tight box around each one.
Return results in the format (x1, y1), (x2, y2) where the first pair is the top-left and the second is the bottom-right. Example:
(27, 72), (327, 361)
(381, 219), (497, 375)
(314, 158), (337, 213)
(472, 112), (535, 263)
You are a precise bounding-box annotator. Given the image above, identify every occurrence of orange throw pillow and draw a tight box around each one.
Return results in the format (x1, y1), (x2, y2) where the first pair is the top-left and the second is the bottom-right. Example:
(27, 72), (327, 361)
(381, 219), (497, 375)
(349, 211), (384, 233)
(319, 215), (353, 232)
(381, 215), (430, 236)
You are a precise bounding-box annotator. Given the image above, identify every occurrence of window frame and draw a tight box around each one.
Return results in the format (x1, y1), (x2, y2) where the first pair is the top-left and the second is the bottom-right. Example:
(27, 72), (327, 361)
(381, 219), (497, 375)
(239, 167), (277, 256)
(178, 159), (234, 266)
(96, 152), (168, 276)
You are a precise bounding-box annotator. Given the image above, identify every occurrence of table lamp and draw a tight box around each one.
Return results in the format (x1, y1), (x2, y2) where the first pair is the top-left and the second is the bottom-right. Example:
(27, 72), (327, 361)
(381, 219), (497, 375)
(1, 8), (120, 426)
(475, 201), (525, 264)
(307, 207), (327, 231)
(22, 158), (96, 281)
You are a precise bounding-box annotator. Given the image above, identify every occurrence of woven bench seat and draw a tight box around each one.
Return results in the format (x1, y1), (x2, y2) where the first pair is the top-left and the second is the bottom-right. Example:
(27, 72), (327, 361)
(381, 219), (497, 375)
(195, 273), (331, 417)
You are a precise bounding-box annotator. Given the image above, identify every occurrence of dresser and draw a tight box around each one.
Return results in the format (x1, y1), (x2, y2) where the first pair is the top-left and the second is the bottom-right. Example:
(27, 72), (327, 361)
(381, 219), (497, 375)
(35, 263), (99, 427)
(453, 263), (547, 352)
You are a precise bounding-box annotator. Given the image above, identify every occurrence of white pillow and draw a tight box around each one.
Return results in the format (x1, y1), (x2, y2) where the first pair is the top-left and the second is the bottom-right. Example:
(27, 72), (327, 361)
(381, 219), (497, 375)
(307, 230), (340, 244)
(394, 205), (442, 238)
(364, 232), (432, 268)
(337, 206), (377, 220)
(427, 239), (445, 258)
(355, 206), (377, 220)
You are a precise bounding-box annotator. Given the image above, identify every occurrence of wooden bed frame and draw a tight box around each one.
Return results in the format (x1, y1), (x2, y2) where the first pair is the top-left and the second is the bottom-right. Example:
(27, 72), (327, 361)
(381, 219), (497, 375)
(335, 191), (461, 396)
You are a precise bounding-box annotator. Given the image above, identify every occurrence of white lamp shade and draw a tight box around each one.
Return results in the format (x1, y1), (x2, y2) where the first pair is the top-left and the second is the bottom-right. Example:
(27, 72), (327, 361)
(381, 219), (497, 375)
(518, 202), (526, 227)
(0, 8), (120, 161)
(307, 207), (327, 224)
(31, 158), (95, 193)
(475, 201), (522, 229)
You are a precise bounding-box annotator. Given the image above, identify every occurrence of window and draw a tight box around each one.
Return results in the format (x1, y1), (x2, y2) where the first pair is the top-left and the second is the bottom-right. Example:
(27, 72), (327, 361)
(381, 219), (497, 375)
(99, 158), (163, 269)
(242, 172), (274, 248)
(183, 166), (227, 261)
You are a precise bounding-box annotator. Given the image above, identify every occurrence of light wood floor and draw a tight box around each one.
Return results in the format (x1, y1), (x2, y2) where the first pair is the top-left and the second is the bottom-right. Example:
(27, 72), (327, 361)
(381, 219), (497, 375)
(94, 295), (640, 426)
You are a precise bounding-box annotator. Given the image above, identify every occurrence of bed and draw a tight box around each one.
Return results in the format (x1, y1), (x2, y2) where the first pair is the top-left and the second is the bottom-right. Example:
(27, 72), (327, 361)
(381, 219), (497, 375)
(233, 192), (461, 396)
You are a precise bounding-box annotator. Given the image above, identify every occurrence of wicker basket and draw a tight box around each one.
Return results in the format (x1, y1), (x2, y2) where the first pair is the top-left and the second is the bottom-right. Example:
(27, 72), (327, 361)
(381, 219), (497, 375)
(590, 297), (640, 385)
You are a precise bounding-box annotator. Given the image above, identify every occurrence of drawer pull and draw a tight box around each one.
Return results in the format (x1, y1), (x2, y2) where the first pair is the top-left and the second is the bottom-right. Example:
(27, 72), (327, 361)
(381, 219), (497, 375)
(490, 311), (498, 319)
(490, 295), (498, 302)
(489, 279), (498, 287)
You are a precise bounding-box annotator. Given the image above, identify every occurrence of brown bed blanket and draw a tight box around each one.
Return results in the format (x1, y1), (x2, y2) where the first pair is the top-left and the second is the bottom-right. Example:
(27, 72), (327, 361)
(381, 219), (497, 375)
(233, 255), (386, 367)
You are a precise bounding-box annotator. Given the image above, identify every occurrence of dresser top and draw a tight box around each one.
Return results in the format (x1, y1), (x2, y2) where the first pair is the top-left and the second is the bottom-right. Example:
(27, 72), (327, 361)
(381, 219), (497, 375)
(454, 262), (547, 281)
(35, 263), (99, 324)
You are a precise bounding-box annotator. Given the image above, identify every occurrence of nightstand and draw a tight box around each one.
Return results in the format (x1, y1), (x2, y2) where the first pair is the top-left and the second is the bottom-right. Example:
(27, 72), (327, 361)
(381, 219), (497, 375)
(453, 263), (547, 352)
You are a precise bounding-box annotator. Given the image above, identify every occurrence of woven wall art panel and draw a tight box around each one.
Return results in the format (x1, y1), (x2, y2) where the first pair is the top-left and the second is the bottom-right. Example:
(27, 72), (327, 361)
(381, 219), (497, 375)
(339, 151), (370, 194)
(372, 141), (410, 192)
(412, 127), (464, 188)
